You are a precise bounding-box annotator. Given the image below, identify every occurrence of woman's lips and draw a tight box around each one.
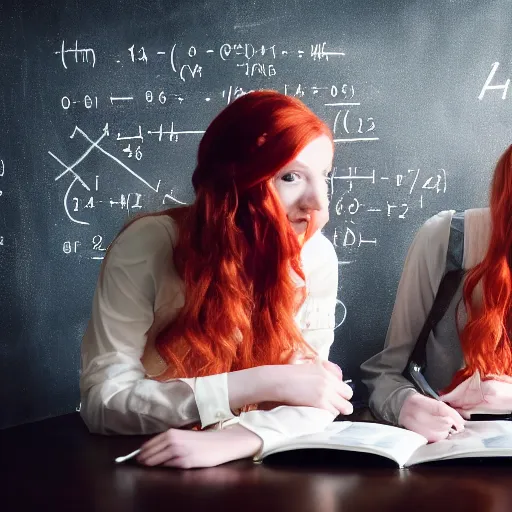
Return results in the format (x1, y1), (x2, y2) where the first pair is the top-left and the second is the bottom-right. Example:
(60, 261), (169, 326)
(289, 218), (309, 234)
(289, 214), (311, 224)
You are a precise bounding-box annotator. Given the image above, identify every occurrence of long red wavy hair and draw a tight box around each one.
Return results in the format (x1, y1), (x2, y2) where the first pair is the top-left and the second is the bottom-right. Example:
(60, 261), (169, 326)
(448, 145), (512, 390)
(131, 91), (332, 379)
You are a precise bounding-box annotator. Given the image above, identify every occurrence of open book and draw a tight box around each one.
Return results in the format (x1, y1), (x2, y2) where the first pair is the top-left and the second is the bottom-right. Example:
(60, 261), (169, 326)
(258, 420), (512, 468)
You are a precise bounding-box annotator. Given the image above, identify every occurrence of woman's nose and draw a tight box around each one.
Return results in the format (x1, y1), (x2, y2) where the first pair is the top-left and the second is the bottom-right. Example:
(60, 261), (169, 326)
(301, 181), (326, 211)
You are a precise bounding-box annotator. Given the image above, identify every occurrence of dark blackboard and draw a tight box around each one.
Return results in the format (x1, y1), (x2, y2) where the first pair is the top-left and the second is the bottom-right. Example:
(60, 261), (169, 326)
(1, 0), (510, 428)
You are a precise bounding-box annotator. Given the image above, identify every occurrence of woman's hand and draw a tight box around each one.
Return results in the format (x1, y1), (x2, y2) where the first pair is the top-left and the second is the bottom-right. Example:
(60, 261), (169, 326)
(136, 424), (262, 469)
(227, 358), (353, 415)
(441, 372), (512, 418)
(269, 359), (354, 416)
(399, 392), (465, 442)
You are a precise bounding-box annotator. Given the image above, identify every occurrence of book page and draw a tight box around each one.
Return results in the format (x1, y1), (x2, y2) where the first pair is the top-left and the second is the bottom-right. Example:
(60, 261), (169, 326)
(262, 421), (427, 467)
(407, 420), (512, 466)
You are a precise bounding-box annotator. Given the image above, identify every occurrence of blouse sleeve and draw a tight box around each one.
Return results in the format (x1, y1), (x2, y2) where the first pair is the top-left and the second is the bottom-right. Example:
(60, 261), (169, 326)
(360, 210), (454, 425)
(236, 232), (340, 456)
(79, 216), (236, 435)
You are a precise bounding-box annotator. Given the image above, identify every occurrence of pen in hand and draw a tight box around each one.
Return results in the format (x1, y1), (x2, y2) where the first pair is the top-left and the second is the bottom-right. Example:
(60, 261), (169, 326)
(408, 363), (463, 435)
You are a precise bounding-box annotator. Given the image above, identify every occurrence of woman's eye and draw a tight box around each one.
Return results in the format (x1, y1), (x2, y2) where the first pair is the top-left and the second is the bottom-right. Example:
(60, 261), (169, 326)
(281, 172), (299, 183)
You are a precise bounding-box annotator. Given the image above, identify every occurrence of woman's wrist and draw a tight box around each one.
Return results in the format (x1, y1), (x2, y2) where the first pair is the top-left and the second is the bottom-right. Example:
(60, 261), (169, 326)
(227, 365), (278, 410)
(222, 424), (263, 459)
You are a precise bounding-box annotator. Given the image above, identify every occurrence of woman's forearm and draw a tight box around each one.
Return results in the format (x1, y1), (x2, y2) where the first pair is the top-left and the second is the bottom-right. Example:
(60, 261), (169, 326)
(227, 366), (277, 410)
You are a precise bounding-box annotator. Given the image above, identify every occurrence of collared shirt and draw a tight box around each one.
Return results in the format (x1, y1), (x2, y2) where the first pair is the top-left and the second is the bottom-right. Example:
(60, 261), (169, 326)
(361, 208), (491, 425)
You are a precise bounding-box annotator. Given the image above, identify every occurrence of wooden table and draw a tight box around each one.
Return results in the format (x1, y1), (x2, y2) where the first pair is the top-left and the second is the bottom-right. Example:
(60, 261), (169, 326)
(2, 413), (512, 512)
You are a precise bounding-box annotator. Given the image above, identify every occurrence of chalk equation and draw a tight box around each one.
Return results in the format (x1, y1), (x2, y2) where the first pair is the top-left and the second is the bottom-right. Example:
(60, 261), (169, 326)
(59, 82), (357, 111)
(60, 94), (376, 143)
(48, 123), (167, 226)
(329, 165), (448, 257)
(55, 40), (345, 80)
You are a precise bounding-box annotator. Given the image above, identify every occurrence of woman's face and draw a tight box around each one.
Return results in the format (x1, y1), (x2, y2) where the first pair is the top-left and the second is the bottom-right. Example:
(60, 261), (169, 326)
(272, 135), (333, 236)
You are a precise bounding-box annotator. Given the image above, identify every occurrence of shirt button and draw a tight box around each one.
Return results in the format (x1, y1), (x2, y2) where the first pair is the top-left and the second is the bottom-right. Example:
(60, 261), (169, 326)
(306, 322), (311, 328)
(216, 412), (223, 419)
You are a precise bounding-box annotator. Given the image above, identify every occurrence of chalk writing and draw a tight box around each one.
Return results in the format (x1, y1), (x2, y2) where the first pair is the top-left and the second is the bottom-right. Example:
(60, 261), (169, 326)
(58, 83), (356, 110)
(335, 299), (347, 329)
(62, 235), (108, 260)
(48, 40), (349, 81)
(55, 40), (96, 69)
(479, 62), (510, 100)
(49, 124), (162, 225)
(61, 95), (99, 110)
(329, 165), (448, 248)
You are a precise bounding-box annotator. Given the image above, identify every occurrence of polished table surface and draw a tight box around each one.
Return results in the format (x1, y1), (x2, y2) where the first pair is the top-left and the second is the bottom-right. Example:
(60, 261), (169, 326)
(2, 413), (512, 512)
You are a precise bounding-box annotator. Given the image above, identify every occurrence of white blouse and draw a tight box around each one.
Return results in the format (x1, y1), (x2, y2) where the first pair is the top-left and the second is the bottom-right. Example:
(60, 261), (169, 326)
(80, 214), (339, 454)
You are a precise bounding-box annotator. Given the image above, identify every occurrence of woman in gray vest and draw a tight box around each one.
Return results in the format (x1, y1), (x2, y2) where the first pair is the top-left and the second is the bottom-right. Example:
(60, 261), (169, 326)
(362, 145), (512, 442)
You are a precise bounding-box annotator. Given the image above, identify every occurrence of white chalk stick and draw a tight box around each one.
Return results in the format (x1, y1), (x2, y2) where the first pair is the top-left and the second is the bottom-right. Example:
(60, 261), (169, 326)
(115, 448), (141, 464)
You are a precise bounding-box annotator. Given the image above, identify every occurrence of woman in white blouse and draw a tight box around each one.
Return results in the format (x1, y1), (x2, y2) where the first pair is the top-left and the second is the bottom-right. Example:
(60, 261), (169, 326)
(80, 90), (353, 468)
